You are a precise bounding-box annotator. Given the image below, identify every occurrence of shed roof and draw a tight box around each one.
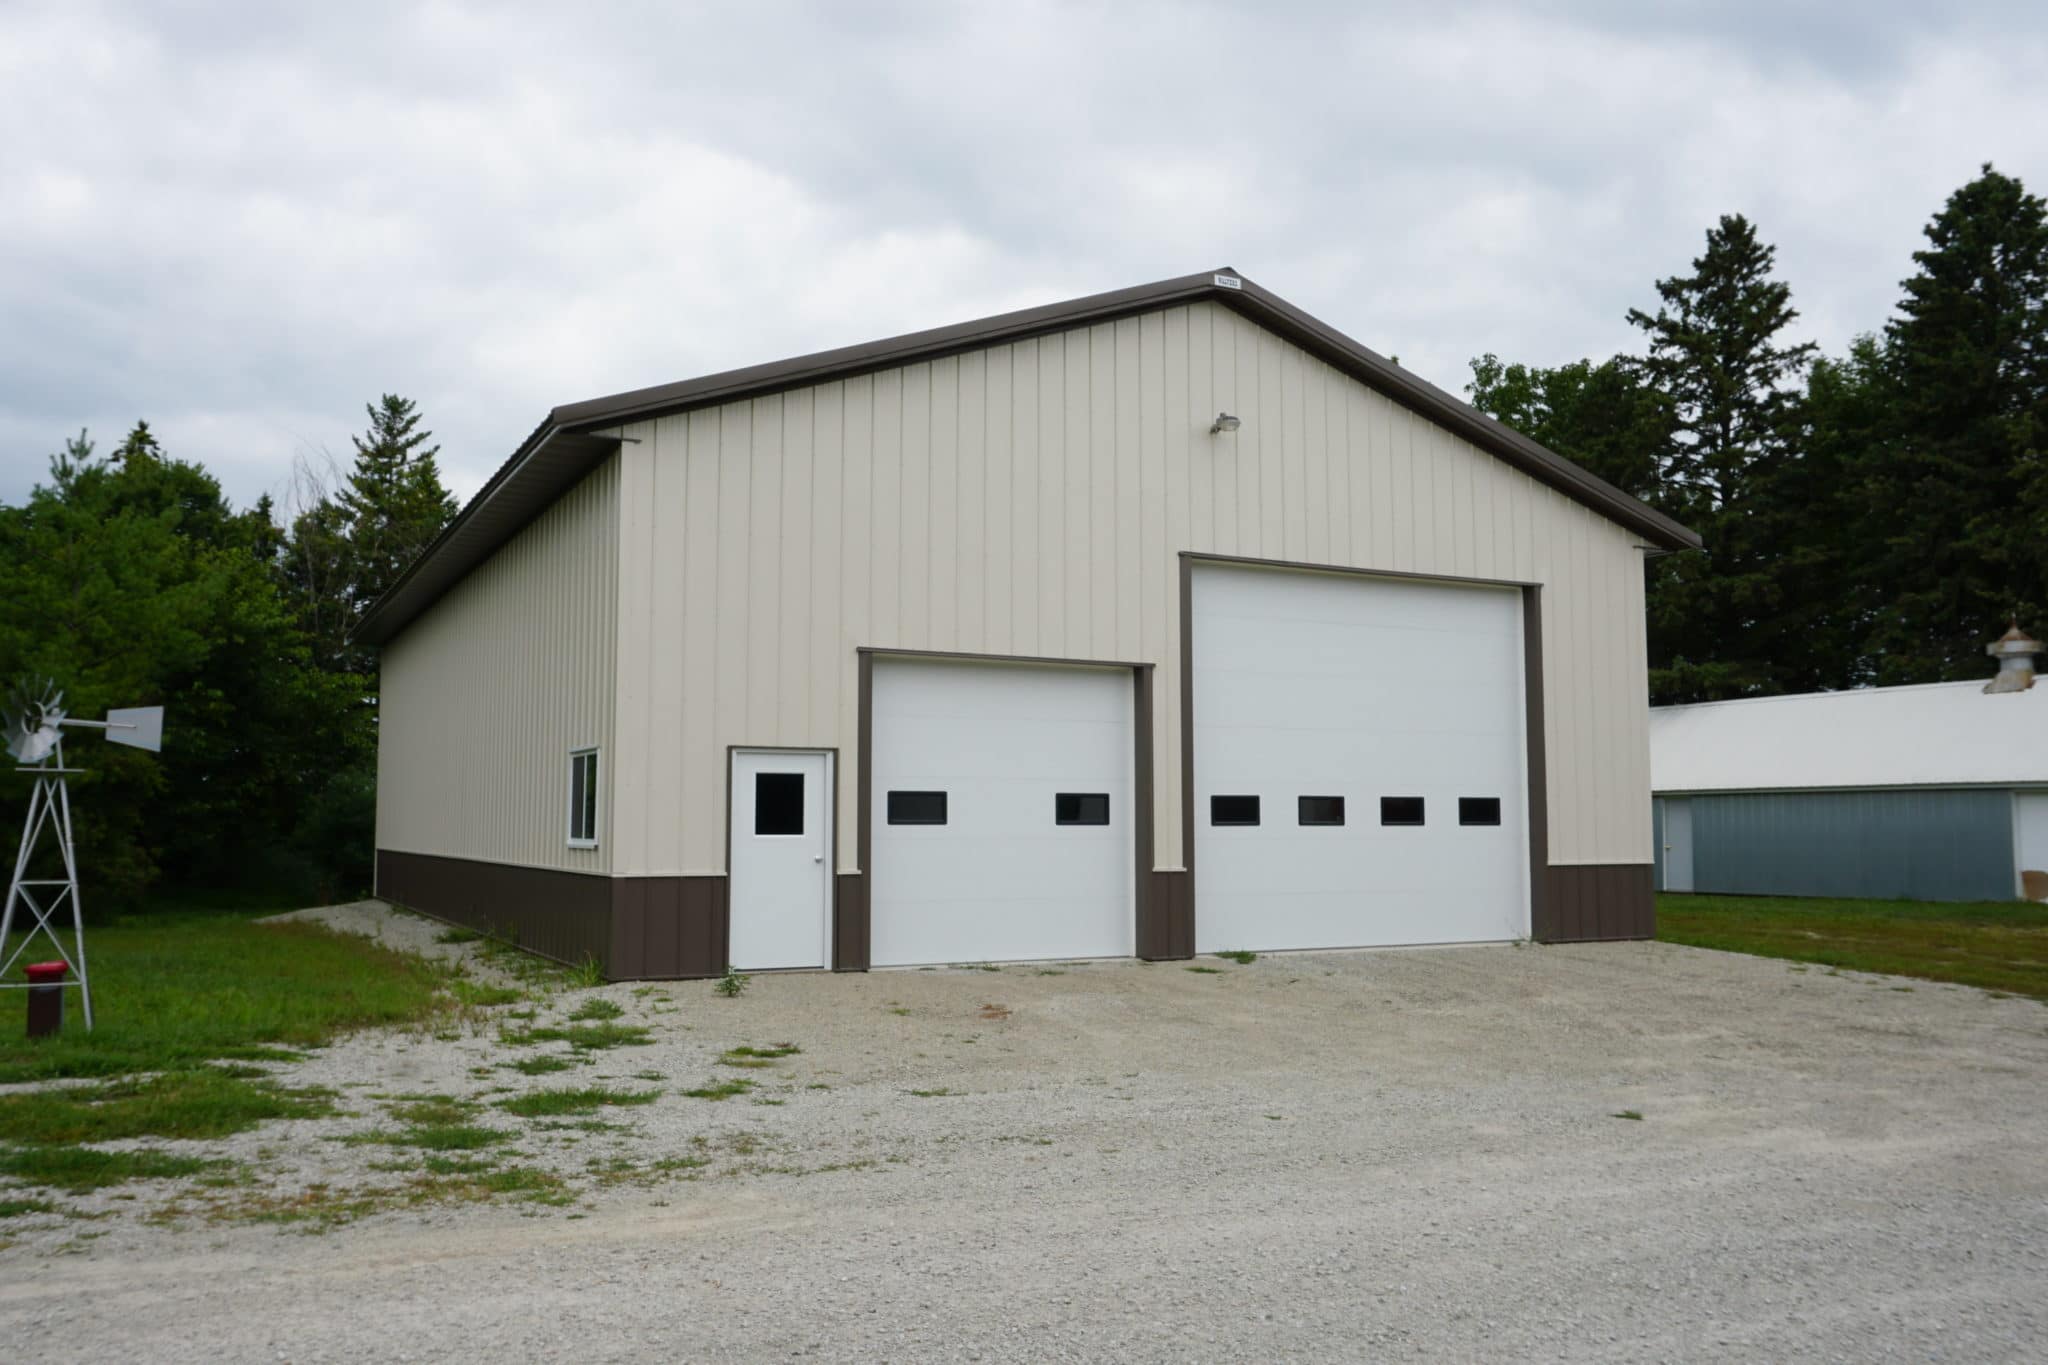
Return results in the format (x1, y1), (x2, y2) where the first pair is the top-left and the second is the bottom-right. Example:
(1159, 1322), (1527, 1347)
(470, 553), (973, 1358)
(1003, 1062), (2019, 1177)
(1650, 680), (2048, 793)
(356, 267), (1699, 646)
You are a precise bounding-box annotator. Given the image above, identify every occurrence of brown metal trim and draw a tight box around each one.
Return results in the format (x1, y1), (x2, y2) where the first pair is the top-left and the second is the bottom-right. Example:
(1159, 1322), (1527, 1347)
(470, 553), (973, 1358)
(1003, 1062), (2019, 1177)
(1180, 550), (1538, 590)
(358, 267), (1697, 647)
(376, 849), (612, 973)
(853, 644), (1149, 671)
(610, 875), (727, 980)
(1541, 864), (1654, 941)
(846, 651), (875, 971)
(1522, 587), (1553, 941)
(854, 648), (1158, 964)
(354, 431), (622, 645)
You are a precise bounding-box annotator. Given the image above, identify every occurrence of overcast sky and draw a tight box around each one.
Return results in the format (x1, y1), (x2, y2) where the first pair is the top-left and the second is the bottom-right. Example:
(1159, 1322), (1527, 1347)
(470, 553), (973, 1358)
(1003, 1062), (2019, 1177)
(3, 1), (2043, 513)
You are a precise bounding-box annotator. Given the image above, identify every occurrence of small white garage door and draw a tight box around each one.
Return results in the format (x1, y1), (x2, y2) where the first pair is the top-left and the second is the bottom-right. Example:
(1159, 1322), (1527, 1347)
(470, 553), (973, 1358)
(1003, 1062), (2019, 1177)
(1193, 565), (1528, 952)
(870, 658), (1134, 967)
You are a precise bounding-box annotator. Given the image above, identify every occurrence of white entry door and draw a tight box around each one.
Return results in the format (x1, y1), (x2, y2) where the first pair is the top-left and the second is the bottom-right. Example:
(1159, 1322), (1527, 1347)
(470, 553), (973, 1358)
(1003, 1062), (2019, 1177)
(1193, 564), (1529, 952)
(728, 749), (833, 971)
(870, 658), (1134, 967)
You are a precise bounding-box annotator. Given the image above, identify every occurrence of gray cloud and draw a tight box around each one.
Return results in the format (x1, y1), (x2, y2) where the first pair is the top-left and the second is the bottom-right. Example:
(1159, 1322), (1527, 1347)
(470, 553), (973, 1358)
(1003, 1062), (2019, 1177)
(2, 0), (2043, 511)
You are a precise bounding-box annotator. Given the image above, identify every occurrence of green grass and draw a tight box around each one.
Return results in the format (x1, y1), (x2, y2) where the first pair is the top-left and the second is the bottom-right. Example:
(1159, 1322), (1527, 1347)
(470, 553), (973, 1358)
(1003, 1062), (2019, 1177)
(719, 1043), (800, 1068)
(449, 980), (524, 1008)
(500, 1022), (654, 1051)
(497, 1086), (660, 1118)
(0, 1196), (58, 1218)
(0, 909), (450, 1083)
(567, 997), (624, 1022)
(1184, 965), (1222, 974)
(679, 1078), (754, 1101)
(0, 1146), (223, 1192)
(1656, 893), (2048, 1000)
(1214, 950), (1258, 965)
(1612, 1110), (1644, 1121)
(0, 1071), (336, 1145)
(504, 1055), (580, 1076)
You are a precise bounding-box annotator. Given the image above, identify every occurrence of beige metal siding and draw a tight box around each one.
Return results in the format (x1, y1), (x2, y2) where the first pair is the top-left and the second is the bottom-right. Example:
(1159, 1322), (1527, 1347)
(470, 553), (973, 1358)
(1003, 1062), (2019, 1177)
(609, 301), (1651, 876)
(376, 456), (620, 873)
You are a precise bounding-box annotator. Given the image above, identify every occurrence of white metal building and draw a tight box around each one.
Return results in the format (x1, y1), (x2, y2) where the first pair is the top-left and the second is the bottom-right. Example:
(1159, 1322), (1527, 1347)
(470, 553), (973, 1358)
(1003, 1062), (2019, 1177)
(1651, 637), (2048, 902)
(360, 269), (1697, 977)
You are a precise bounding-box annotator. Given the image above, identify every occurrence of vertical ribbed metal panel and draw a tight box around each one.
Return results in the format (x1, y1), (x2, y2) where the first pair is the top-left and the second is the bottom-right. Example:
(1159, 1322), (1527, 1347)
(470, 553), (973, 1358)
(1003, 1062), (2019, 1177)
(375, 456), (619, 873)
(608, 301), (1651, 876)
(1691, 788), (2015, 902)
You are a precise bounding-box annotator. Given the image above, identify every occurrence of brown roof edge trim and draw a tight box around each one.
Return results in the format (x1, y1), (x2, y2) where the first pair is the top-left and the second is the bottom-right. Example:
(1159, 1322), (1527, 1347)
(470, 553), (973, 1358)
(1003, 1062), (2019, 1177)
(352, 425), (621, 645)
(1219, 278), (1701, 552)
(361, 265), (1697, 645)
(548, 269), (1231, 430)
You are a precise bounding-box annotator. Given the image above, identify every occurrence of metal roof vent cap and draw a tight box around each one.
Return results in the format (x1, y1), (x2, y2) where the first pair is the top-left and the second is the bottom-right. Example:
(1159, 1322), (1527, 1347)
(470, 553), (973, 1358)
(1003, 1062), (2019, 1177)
(1985, 621), (2042, 693)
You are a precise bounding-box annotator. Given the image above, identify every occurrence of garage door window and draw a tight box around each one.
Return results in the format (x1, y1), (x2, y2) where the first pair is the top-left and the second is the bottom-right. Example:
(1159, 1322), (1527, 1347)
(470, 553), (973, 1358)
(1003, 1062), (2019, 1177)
(1211, 795), (1260, 826)
(754, 772), (805, 836)
(1298, 796), (1345, 826)
(1056, 793), (1110, 826)
(1380, 796), (1425, 826)
(1458, 797), (1501, 827)
(887, 790), (948, 825)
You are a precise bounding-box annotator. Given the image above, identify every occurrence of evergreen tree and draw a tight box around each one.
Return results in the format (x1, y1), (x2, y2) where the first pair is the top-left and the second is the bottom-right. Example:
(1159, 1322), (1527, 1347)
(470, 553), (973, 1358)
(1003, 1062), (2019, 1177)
(1626, 215), (1824, 700)
(336, 395), (457, 620)
(1857, 165), (2048, 683)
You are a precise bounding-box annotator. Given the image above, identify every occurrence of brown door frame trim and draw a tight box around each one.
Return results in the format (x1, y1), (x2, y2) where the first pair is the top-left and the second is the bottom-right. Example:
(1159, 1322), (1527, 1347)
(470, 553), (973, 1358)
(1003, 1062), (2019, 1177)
(1178, 551), (1549, 943)
(848, 645), (1158, 970)
(724, 744), (842, 971)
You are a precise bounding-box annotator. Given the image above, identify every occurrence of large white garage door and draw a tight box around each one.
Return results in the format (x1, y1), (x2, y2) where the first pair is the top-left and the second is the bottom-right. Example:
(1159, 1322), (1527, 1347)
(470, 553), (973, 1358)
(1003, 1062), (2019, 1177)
(870, 658), (1134, 967)
(1193, 565), (1528, 952)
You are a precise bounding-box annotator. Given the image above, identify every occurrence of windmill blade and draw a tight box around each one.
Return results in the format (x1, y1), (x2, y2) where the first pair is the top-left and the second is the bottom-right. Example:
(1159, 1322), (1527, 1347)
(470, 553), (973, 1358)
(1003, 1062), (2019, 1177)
(104, 706), (164, 753)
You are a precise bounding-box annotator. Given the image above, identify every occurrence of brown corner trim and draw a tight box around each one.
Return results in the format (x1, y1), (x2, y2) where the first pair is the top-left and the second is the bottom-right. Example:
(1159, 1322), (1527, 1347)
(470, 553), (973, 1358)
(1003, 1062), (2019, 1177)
(1522, 586), (1551, 941)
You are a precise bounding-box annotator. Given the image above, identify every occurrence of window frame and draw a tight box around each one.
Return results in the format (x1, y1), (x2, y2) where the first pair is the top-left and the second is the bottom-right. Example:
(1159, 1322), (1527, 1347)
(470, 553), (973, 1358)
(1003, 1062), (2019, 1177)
(1297, 795), (1346, 827)
(1379, 795), (1426, 827)
(886, 790), (949, 826)
(1210, 794), (1261, 827)
(1055, 792), (1111, 826)
(1458, 796), (1503, 827)
(566, 746), (601, 848)
(753, 770), (806, 837)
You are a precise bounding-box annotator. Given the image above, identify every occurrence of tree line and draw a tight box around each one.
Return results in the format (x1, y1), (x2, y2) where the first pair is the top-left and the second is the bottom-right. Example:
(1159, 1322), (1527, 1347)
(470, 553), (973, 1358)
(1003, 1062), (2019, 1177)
(3, 163), (2042, 911)
(0, 399), (454, 912)
(1468, 163), (2048, 701)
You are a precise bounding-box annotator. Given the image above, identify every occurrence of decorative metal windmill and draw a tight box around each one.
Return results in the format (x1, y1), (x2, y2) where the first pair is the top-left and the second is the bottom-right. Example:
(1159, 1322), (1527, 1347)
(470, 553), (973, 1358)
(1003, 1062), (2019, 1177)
(1, 679), (164, 1031)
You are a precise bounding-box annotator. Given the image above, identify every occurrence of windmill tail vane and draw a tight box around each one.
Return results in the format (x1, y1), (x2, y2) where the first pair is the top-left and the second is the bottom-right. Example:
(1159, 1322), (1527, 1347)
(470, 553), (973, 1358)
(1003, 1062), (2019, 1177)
(1, 676), (166, 1032)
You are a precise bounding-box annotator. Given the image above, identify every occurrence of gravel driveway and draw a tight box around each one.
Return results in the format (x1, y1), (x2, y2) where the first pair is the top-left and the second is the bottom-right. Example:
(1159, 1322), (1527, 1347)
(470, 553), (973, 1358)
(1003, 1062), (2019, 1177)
(3, 909), (2045, 1362)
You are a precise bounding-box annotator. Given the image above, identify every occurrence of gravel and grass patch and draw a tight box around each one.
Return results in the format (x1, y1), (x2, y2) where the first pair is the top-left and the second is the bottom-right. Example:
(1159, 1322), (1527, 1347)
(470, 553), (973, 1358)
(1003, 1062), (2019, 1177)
(1657, 892), (2048, 1000)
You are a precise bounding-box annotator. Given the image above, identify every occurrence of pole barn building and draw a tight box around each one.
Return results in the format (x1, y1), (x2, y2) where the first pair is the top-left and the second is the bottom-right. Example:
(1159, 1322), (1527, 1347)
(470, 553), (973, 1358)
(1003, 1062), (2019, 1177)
(1650, 627), (2048, 904)
(358, 269), (1699, 978)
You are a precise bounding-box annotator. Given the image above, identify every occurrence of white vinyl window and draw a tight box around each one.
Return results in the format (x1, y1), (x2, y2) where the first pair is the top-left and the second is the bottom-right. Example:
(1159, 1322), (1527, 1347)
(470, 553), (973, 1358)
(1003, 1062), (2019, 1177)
(567, 747), (600, 847)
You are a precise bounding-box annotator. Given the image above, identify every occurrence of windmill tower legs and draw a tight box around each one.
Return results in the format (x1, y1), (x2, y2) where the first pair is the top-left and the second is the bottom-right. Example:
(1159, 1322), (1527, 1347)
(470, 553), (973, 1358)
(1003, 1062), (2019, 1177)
(1, 740), (92, 1030)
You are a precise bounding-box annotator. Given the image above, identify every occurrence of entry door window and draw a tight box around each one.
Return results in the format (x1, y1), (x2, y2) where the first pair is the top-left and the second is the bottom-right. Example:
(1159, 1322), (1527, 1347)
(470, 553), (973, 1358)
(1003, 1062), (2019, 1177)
(755, 772), (805, 835)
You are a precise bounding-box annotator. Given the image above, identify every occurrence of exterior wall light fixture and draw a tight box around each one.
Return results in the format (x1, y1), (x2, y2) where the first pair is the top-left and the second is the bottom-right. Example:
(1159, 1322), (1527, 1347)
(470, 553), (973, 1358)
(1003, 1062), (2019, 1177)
(1209, 412), (1241, 434)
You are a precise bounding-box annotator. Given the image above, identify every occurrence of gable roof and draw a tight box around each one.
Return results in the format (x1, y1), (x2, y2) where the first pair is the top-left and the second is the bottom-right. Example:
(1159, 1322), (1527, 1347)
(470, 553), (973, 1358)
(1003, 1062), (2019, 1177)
(1651, 680), (2048, 793)
(356, 267), (1700, 646)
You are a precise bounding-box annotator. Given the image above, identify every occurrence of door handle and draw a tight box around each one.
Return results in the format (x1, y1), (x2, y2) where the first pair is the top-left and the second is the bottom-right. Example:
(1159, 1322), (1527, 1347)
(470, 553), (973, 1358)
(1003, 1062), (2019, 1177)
(813, 855), (824, 863)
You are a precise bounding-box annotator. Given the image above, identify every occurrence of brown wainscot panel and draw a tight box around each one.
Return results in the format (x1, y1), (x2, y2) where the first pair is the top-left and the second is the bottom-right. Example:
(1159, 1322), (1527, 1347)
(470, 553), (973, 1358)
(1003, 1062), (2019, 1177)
(1536, 864), (1654, 942)
(376, 850), (611, 971)
(609, 876), (727, 980)
(1140, 871), (1193, 960)
(833, 873), (870, 971)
